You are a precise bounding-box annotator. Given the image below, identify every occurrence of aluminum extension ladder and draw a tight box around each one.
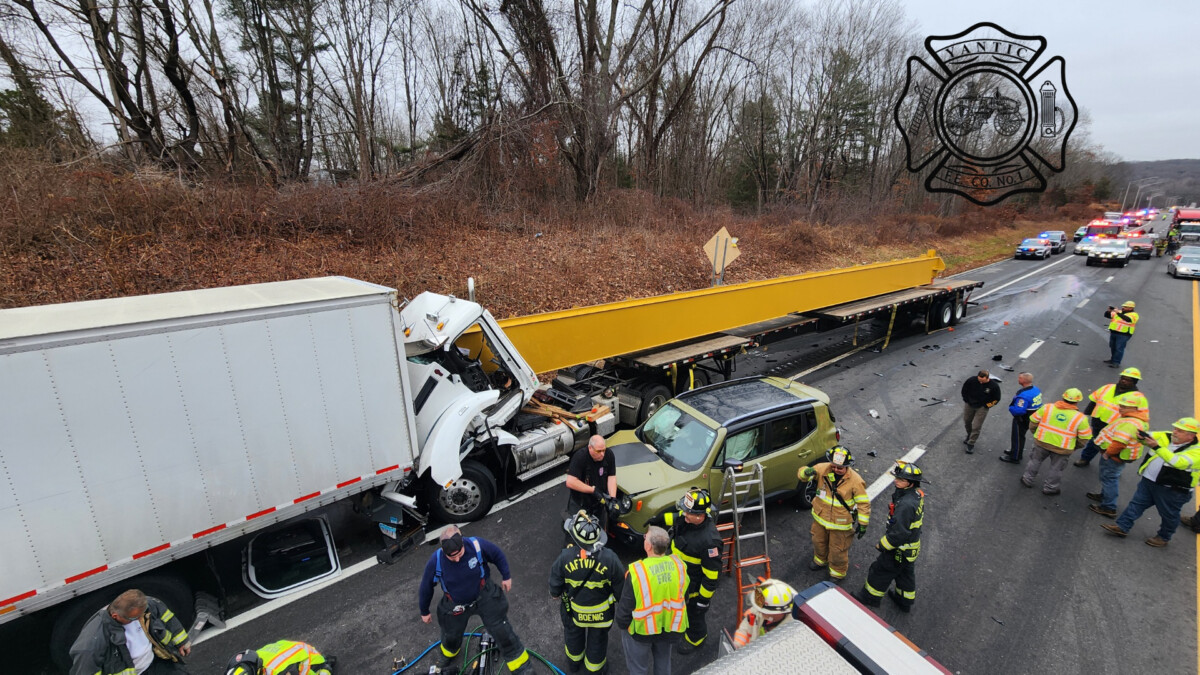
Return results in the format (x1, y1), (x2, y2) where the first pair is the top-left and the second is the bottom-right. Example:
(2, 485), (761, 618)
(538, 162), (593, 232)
(714, 463), (772, 620)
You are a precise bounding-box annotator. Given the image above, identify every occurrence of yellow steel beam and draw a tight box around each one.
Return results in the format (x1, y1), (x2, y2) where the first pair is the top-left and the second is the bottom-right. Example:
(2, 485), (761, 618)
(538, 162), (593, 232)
(499, 250), (947, 374)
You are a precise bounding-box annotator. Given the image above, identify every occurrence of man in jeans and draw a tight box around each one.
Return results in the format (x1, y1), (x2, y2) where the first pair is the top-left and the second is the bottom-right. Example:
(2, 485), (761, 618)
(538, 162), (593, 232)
(961, 370), (1001, 453)
(1102, 417), (1200, 547)
(1087, 392), (1149, 518)
(1103, 300), (1139, 368)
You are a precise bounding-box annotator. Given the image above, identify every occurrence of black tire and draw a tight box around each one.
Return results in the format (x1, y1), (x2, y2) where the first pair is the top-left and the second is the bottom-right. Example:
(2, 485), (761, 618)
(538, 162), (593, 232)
(933, 300), (954, 329)
(1085, 259), (1093, 266)
(1174, 270), (1179, 278)
(49, 575), (194, 672)
(427, 460), (496, 523)
(796, 480), (818, 510)
(637, 384), (672, 425)
(950, 294), (966, 325)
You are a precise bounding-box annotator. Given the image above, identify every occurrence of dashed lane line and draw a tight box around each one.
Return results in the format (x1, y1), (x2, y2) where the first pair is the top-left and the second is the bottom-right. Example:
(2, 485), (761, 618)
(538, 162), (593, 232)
(1105, 275), (1114, 283)
(973, 254), (1076, 301)
(867, 445), (927, 501)
(1018, 339), (1044, 360)
(1077, 298), (1089, 309)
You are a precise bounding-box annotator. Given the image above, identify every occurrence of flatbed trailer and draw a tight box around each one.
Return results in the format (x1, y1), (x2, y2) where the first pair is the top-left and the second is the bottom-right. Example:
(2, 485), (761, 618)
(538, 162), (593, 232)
(556, 277), (983, 426)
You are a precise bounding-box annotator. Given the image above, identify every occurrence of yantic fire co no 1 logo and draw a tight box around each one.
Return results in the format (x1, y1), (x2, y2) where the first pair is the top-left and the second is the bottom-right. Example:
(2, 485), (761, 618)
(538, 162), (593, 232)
(895, 23), (1077, 205)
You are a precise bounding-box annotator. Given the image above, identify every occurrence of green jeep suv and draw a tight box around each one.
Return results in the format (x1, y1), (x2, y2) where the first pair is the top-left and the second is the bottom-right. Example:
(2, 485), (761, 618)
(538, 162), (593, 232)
(608, 376), (838, 545)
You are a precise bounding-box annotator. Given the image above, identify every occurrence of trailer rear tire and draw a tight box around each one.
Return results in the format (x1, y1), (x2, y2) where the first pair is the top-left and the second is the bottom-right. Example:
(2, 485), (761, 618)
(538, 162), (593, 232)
(933, 301), (954, 329)
(49, 574), (194, 672)
(428, 460), (496, 523)
(637, 384), (672, 425)
(951, 295), (965, 325)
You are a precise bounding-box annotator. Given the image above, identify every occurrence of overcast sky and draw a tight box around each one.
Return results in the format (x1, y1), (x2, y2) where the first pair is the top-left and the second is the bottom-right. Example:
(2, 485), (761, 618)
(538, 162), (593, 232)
(899, 0), (1200, 162)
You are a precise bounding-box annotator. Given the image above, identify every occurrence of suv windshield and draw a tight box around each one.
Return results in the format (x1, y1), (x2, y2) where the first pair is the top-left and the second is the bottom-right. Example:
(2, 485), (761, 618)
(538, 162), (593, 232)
(637, 403), (717, 471)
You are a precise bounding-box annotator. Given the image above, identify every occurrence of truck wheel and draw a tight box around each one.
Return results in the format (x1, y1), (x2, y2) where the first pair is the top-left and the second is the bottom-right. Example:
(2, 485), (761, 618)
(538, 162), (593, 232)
(932, 301), (954, 329)
(950, 295), (965, 325)
(49, 575), (194, 672)
(795, 480), (817, 510)
(637, 384), (672, 425)
(428, 460), (496, 523)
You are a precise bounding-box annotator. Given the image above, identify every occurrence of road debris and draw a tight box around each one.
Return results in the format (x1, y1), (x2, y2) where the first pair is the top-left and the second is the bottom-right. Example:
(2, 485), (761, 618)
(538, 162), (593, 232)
(869, 409), (880, 418)
(1061, 340), (1080, 346)
(922, 397), (948, 407)
(867, 451), (878, 457)
(992, 616), (1005, 626)
(993, 354), (1003, 361)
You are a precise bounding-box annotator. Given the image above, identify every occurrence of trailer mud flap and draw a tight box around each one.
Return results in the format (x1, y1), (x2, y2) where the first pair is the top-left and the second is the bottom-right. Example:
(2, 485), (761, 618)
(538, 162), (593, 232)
(420, 390), (500, 487)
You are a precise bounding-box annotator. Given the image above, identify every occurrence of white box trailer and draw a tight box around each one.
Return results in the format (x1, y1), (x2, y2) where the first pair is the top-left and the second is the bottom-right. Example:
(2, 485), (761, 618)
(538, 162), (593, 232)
(0, 278), (419, 656)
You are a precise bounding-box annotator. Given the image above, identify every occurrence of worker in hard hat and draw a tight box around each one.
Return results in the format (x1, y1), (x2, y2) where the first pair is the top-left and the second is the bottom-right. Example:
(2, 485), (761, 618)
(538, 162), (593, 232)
(646, 488), (722, 655)
(225, 641), (334, 675)
(1021, 389), (1093, 495)
(1087, 391), (1150, 518)
(731, 579), (797, 649)
(798, 447), (870, 581)
(855, 462), (925, 612)
(1103, 300), (1139, 368)
(1075, 367), (1142, 468)
(1101, 418), (1200, 547)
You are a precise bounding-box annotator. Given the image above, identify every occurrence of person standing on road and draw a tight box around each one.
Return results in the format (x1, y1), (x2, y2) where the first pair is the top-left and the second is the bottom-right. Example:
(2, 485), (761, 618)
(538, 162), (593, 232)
(645, 488), (721, 655)
(615, 526), (688, 675)
(1103, 301), (1139, 368)
(855, 462), (926, 613)
(224, 641), (334, 675)
(1101, 418), (1200, 547)
(418, 527), (532, 674)
(69, 588), (192, 675)
(798, 447), (871, 581)
(1087, 392), (1150, 518)
(565, 435), (618, 534)
(1001, 372), (1042, 464)
(1075, 368), (1142, 468)
(961, 369), (1001, 453)
(549, 511), (625, 675)
(1021, 389), (1093, 495)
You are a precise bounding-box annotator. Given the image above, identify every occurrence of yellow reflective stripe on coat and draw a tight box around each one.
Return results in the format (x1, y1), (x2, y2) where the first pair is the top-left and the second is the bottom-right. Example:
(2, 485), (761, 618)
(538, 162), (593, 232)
(812, 511), (854, 531)
(1097, 416), (1148, 460)
(1108, 311), (1138, 334)
(670, 542), (700, 565)
(1033, 403), (1092, 449)
(1089, 384), (1122, 423)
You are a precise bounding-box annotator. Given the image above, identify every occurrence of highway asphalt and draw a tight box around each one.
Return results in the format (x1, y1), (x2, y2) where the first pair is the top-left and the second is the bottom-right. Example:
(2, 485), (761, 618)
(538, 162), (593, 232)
(36, 229), (1200, 674)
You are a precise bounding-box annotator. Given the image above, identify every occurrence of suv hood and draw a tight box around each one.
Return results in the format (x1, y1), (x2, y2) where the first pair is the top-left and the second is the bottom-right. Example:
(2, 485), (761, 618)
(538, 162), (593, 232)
(609, 438), (691, 496)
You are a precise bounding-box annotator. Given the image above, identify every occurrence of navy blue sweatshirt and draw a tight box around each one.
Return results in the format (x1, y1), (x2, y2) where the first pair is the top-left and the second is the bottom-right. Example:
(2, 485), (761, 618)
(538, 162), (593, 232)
(418, 537), (512, 614)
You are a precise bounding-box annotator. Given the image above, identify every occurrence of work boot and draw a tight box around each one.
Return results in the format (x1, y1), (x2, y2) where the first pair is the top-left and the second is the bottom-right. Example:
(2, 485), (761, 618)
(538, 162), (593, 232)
(1089, 504), (1117, 518)
(676, 639), (701, 655)
(998, 455), (1020, 464)
(566, 659), (582, 674)
(1146, 536), (1168, 547)
(853, 589), (881, 608)
(1085, 492), (1102, 502)
(1074, 460), (1090, 467)
(437, 653), (459, 672)
(1101, 523), (1127, 537)
(1020, 478), (1034, 488)
(809, 560), (826, 571)
(886, 589), (912, 613)
(1182, 515), (1198, 531)
(965, 444), (975, 454)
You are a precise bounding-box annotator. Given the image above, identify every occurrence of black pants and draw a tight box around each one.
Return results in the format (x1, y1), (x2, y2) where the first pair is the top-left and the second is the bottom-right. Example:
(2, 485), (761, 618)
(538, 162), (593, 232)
(682, 593), (710, 647)
(863, 550), (916, 608)
(1008, 415), (1031, 460)
(560, 603), (610, 673)
(145, 660), (189, 674)
(437, 581), (527, 671)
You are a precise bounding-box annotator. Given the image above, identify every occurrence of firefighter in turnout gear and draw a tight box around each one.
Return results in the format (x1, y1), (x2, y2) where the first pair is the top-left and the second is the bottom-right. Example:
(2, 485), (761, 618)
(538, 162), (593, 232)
(549, 511), (625, 674)
(856, 462), (925, 612)
(798, 447), (871, 580)
(731, 579), (797, 649)
(646, 487), (722, 655)
(224, 641), (334, 675)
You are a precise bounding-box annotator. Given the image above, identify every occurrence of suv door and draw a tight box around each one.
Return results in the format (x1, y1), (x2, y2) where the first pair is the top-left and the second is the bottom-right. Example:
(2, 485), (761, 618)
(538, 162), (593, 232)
(710, 408), (821, 499)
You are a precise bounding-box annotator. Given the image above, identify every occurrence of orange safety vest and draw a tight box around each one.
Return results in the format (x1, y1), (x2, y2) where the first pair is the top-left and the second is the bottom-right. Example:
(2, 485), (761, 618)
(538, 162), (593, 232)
(1088, 384), (1126, 424)
(1094, 414), (1148, 461)
(627, 555), (688, 636)
(1108, 310), (1138, 334)
(1031, 402), (1093, 452)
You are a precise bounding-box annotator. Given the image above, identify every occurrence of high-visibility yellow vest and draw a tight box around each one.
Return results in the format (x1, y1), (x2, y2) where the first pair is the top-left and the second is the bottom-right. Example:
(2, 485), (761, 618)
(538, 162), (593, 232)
(1138, 432), (1200, 489)
(627, 555), (688, 637)
(1031, 402), (1093, 450)
(1088, 384), (1125, 424)
(257, 640), (331, 675)
(1108, 310), (1138, 334)
(1095, 415), (1148, 461)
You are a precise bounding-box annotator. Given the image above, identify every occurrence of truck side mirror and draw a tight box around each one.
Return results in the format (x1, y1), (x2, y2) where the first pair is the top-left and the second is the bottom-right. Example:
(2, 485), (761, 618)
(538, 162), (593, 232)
(723, 458), (744, 472)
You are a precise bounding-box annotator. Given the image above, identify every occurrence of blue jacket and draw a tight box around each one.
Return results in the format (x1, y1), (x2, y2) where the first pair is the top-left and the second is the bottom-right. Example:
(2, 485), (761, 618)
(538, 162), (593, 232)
(418, 537), (512, 614)
(1009, 385), (1043, 417)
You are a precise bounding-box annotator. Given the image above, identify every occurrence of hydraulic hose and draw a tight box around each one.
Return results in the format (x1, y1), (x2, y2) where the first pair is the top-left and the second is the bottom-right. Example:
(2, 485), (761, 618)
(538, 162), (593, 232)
(390, 634), (483, 675)
(390, 635), (566, 675)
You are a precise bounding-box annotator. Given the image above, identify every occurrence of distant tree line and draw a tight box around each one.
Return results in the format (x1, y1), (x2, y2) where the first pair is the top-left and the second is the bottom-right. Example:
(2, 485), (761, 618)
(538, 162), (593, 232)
(0, 0), (1120, 216)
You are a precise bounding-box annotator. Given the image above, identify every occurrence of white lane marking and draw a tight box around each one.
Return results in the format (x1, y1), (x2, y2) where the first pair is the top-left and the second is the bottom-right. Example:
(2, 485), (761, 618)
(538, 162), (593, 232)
(1018, 339), (1044, 360)
(192, 474), (568, 644)
(867, 445), (927, 501)
(973, 254), (1076, 300)
(1105, 275), (1114, 283)
(1077, 298), (1089, 309)
(789, 337), (886, 381)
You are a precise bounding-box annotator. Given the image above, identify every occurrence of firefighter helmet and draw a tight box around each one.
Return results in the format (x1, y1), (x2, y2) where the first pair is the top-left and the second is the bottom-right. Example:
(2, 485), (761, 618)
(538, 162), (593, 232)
(563, 510), (608, 551)
(1173, 417), (1200, 434)
(751, 579), (797, 615)
(1120, 367), (1142, 380)
(826, 446), (854, 467)
(677, 487), (712, 516)
(225, 651), (262, 675)
(892, 461), (927, 484)
(1062, 388), (1084, 403)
